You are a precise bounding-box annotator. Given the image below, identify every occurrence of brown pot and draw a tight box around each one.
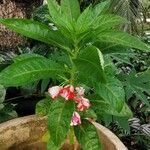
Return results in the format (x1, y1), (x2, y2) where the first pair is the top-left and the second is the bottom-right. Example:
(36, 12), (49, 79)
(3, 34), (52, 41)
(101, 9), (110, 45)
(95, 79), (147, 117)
(0, 115), (128, 150)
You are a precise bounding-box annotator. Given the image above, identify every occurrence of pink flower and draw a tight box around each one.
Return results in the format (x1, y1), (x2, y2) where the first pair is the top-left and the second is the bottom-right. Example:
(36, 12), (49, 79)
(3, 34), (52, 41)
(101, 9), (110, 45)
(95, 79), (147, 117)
(70, 112), (81, 126)
(48, 86), (62, 99)
(75, 87), (85, 96)
(59, 85), (75, 100)
(77, 97), (91, 111)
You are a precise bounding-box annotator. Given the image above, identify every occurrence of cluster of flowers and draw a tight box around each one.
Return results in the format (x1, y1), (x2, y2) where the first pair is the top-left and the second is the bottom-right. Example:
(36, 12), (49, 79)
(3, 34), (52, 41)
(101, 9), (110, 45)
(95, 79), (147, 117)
(48, 85), (91, 126)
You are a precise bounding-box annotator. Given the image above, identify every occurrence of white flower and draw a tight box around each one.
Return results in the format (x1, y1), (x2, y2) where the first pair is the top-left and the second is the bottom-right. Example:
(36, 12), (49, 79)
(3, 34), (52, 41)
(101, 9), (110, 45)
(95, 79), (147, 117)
(48, 86), (62, 99)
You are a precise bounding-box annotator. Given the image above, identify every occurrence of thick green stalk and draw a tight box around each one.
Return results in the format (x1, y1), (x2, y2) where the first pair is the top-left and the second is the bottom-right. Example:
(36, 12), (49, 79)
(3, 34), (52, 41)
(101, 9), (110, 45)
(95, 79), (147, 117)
(69, 39), (79, 85)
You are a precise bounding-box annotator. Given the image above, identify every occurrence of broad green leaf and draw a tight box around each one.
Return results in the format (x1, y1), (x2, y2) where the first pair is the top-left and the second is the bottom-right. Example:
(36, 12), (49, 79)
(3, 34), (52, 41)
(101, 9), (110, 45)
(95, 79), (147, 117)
(76, 6), (92, 33)
(48, 99), (74, 146)
(0, 104), (4, 110)
(36, 99), (52, 116)
(142, 68), (150, 77)
(89, 95), (132, 117)
(47, 0), (74, 38)
(95, 42), (135, 64)
(95, 77), (125, 112)
(91, 100), (133, 118)
(97, 31), (150, 51)
(41, 78), (50, 93)
(113, 116), (130, 133)
(106, 103), (132, 117)
(82, 108), (97, 121)
(0, 85), (6, 103)
(48, 51), (71, 66)
(74, 46), (106, 84)
(104, 46), (135, 65)
(90, 100), (109, 113)
(19, 82), (38, 96)
(0, 105), (17, 123)
(47, 140), (60, 150)
(92, 0), (110, 16)
(76, 1), (111, 33)
(0, 57), (65, 87)
(118, 71), (150, 106)
(61, 0), (80, 21)
(47, 0), (61, 19)
(93, 15), (128, 31)
(104, 58), (118, 77)
(0, 19), (72, 50)
(47, 0), (68, 29)
(13, 53), (44, 63)
(74, 120), (102, 150)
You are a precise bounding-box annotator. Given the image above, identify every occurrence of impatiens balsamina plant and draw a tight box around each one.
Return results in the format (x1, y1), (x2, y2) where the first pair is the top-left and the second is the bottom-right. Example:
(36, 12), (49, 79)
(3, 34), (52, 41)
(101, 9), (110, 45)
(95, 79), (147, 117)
(0, 0), (150, 149)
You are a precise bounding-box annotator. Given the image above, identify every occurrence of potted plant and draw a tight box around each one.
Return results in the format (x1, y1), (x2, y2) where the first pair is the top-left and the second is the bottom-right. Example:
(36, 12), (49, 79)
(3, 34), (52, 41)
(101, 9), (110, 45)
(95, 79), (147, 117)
(0, 0), (149, 149)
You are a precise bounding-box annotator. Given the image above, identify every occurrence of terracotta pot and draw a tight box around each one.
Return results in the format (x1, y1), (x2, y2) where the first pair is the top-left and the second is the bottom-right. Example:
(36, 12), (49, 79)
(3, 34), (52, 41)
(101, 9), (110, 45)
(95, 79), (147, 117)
(0, 115), (127, 150)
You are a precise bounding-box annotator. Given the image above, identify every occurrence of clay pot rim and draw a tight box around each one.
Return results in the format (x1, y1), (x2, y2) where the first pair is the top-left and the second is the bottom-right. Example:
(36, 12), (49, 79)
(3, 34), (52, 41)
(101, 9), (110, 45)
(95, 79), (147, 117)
(0, 115), (127, 150)
(92, 122), (127, 150)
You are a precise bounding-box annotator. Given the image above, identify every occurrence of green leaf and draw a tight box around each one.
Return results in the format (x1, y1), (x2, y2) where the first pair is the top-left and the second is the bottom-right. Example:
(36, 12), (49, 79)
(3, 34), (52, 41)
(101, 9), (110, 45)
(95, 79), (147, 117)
(89, 95), (132, 117)
(95, 77), (125, 112)
(0, 19), (72, 50)
(82, 108), (97, 121)
(103, 57), (118, 76)
(47, 0), (74, 37)
(106, 103), (133, 117)
(93, 15), (128, 31)
(0, 104), (4, 110)
(97, 31), (150, 51)
(0, 105), (17, 123)
(47, 0), (61, 19)
(74, 120), (102, 150)
(13, 53), (44, 63)
(92, 0), (110, 16)
(95, 43), (135, 64)
(48, 99), (74, 146)
(0, 56), (65, 87)
(113, 116), (130, 133)
(41, 78), (50, 93)
(76, 6), (92, 33)
(0, 85), (6, 103)
(20, 82), (38, 96)
(104, 46), (135, 65)
(36, 98), (52, 116)
(61, 0), (80, 21)
(74, 46), (106, 84)
(118, 71), (150, 106)
(47, 140), (60, 150)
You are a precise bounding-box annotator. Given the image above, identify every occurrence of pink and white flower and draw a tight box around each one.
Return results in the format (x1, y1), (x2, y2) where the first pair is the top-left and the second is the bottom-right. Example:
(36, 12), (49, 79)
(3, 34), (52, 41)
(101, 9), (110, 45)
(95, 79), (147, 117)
(48, 86), (62, 99)
(76, 97), (91, 111)
(75, 86), (85, 96)
(70, 111), (81, 126)
(59, 85), (75, 100)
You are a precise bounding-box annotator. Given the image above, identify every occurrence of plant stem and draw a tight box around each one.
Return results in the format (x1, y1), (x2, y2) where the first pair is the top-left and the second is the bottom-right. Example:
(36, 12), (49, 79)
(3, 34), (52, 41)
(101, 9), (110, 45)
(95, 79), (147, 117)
(69, 127), (75, 145)
(69, 39), (80, 85)
(70, 64), (76, 85)
(69, 54), (77, 85)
